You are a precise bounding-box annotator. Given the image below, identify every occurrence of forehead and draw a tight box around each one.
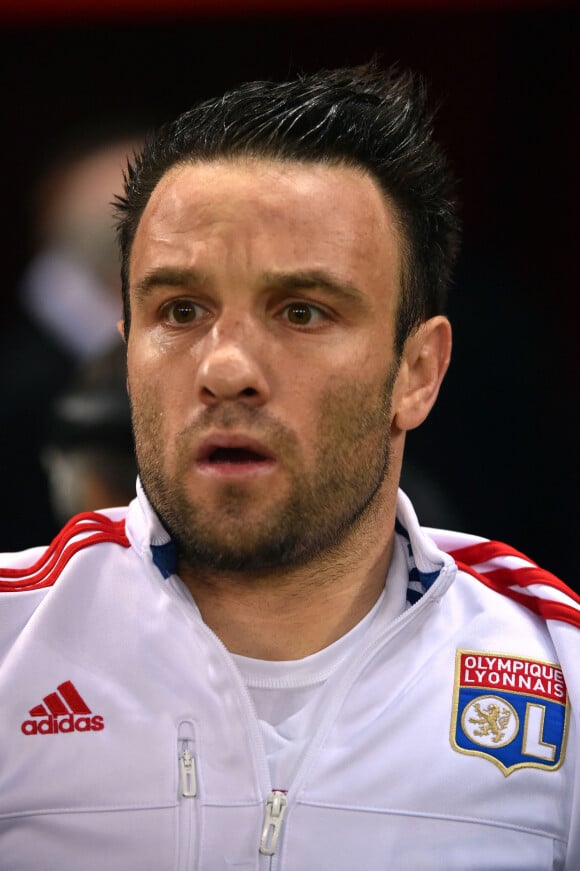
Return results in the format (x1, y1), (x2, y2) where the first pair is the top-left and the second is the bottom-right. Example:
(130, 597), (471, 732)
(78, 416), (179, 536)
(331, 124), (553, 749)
(131, 157), (403, 293)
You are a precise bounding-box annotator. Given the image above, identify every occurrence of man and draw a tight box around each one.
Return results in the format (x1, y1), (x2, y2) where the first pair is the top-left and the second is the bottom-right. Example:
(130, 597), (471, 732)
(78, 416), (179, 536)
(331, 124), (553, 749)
(1, 64), (579, 869)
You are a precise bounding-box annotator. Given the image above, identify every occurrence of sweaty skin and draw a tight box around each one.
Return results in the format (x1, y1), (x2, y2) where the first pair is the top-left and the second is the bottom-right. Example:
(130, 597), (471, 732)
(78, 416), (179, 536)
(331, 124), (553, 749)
(125, 159), (451, 659)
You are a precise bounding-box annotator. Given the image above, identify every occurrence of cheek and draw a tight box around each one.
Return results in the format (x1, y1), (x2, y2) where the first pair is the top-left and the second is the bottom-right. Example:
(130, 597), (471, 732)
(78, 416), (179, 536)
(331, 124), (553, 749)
(127, 359), (170, 446)
(128, 354), (199, 477)
(286, 351), (391, 429)
(314, 363), (396, 443)
(128, 342), (181, 413)
(128, 378), (162, 445)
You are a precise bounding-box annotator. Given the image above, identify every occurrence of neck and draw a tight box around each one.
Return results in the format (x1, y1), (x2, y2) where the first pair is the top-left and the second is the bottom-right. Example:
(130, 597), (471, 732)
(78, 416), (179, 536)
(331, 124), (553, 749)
(177, 485), (398, 661)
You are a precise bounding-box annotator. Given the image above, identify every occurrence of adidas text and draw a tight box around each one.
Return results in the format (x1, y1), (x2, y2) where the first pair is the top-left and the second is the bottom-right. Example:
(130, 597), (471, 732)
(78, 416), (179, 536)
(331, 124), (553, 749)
(21, 714), (105, 735)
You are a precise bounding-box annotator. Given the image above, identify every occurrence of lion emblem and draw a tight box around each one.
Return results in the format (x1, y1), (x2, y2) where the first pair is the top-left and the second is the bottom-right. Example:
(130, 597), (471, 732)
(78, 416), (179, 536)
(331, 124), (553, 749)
(469, 701), (512, 744)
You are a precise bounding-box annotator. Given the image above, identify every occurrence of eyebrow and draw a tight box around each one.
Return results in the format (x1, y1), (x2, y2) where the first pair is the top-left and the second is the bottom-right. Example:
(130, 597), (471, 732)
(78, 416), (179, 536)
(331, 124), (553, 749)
(133, 267), (210, 302)
(132, 266), (366, 307)
(258, 270), (366, 306)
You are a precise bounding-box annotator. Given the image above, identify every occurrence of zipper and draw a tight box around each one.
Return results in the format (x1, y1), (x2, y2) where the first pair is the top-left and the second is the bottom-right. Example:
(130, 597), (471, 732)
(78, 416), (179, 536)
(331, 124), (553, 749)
(180, 747), (197, 797)
(259, 566), (452, 851)
(167, 557), (453, 868)
(166, 601), (278, 866)
(259, 789), (288, 857)
(177, 721), (198, 871)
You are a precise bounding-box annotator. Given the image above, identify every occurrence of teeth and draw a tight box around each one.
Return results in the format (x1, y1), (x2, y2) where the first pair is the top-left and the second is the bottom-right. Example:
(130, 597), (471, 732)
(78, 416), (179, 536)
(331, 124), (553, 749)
(210, 448), (265, 463)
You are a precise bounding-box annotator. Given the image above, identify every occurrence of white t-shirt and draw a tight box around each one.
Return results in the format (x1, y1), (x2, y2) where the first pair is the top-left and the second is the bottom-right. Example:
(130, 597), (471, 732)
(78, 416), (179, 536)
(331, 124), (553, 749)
(232, 533), (409, 788)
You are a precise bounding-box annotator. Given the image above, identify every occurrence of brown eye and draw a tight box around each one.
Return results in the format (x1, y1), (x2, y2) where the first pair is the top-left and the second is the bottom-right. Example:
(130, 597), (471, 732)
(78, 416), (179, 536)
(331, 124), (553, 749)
(284, 302), (326, 326)
(287, 303), (312, 325)
(166, 301), (205, 324)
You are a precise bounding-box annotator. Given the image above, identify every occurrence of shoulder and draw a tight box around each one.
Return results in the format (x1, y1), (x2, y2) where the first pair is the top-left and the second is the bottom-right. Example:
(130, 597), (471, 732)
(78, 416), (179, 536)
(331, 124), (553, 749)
(0, 509), (130, 594)
(426, 527), (580, 706)
(433, 531), (580, 631)
(0, 510), (132, 663)
(396, 487), (580, 630)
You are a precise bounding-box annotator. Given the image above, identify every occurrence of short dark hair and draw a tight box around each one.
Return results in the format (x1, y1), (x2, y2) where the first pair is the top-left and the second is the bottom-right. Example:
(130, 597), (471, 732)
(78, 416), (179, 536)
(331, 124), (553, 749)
(116, 62), (460, 353)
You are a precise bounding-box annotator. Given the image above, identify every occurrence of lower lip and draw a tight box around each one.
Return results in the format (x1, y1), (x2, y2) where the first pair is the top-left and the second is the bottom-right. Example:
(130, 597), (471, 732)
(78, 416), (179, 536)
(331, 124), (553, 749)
(196, 459), (278, 479)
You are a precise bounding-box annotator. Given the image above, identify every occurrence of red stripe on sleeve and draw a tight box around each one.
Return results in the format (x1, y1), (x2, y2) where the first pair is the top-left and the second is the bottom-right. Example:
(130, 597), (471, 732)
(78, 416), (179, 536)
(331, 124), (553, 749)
(0, 513), (125, 579)
(455, 561), (580, 630)
(0, 514), (130, 591)
(448, 539), (538, 567)
(484, 567), (580, 606)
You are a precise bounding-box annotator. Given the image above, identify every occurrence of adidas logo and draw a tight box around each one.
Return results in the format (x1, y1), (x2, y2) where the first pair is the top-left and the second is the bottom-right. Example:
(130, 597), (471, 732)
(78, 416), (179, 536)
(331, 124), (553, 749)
(21, 680), (105, 735)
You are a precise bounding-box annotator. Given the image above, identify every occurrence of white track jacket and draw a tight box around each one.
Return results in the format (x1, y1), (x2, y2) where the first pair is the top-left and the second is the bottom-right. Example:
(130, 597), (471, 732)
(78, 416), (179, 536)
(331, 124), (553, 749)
(1, 484), (579, 870)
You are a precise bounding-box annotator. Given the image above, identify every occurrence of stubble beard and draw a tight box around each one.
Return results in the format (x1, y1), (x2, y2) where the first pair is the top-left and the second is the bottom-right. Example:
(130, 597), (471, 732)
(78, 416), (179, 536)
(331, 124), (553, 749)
(131, 369), (397, 576)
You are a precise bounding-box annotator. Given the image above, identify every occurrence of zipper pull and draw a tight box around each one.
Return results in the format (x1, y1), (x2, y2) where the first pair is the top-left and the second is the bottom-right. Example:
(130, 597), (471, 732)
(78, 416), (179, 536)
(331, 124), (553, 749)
(259, 789), (288, 856)
(180, 748), (197, 797)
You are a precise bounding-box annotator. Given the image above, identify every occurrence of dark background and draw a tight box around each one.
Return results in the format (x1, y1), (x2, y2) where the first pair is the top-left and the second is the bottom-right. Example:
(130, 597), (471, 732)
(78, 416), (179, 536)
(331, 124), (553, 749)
(0, 4), (578, 586)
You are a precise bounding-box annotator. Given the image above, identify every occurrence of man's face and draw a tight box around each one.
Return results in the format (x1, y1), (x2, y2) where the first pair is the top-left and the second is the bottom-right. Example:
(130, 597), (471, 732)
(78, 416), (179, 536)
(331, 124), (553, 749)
(127, 158), (404, 573)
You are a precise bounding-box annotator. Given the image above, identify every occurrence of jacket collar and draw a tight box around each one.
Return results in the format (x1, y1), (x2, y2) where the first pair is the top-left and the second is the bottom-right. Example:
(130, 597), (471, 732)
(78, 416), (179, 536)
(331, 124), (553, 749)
(126, 477), (454, 595)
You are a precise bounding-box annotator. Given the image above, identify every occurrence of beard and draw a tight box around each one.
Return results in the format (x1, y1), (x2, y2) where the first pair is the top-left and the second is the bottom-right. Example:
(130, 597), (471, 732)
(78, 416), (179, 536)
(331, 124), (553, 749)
(130, 367), (397, 575)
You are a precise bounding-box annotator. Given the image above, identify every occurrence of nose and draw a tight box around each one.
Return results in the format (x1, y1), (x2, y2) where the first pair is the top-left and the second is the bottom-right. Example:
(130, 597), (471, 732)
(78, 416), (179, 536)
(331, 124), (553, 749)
(195, 327), (270, 407)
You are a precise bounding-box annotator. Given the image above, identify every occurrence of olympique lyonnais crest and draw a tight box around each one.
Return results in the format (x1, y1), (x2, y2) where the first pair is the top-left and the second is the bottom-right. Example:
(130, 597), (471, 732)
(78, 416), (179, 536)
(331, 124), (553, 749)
(450, 650), (569, 776)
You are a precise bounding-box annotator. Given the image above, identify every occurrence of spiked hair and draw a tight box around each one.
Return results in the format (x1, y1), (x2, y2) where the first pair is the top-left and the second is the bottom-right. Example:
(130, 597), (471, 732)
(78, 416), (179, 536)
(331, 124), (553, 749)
(116, 62), (460, 352)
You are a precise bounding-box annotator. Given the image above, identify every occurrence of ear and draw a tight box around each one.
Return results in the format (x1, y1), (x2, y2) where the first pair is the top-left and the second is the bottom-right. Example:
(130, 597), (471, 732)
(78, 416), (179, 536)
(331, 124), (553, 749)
(117, 319), (127, 342)
(391, 316), (452, 432)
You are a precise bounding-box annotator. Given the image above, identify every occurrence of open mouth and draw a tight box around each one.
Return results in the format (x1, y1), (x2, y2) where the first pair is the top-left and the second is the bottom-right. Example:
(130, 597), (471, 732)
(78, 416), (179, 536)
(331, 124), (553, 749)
(196, 437), (276, 476)
(208, 447), (269, 464)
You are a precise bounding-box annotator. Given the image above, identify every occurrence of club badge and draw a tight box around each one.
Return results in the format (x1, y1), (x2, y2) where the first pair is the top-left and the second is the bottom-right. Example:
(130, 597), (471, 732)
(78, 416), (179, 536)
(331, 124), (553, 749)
(450, 650), (568, 776)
